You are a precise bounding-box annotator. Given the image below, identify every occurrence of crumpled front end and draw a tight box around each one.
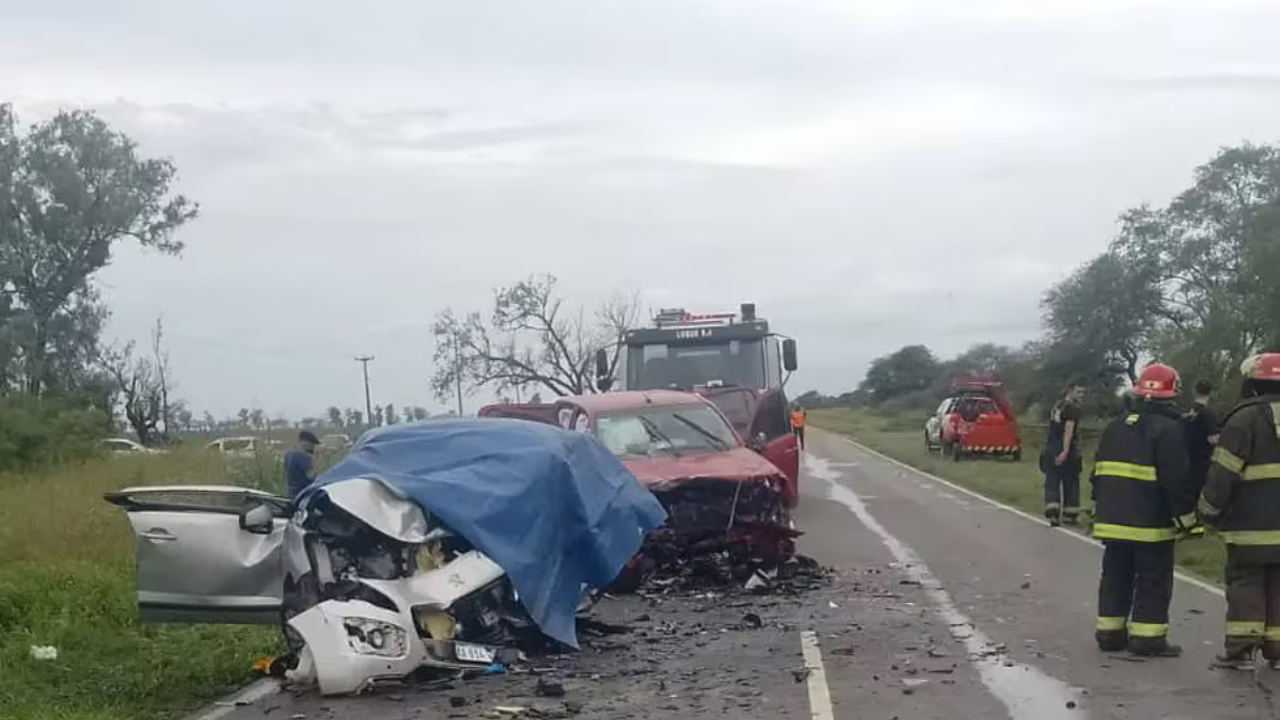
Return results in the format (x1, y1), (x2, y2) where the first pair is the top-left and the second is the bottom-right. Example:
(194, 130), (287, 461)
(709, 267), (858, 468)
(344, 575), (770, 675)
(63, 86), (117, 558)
(616, 476), (800, 590)
(282, 479), (539, 695)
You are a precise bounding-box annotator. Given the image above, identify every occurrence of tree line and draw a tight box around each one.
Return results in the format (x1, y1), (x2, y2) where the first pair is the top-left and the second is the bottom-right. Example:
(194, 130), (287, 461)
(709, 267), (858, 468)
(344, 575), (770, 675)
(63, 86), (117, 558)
(812, 142), (1280, 418)
(0, 104), (199, 467)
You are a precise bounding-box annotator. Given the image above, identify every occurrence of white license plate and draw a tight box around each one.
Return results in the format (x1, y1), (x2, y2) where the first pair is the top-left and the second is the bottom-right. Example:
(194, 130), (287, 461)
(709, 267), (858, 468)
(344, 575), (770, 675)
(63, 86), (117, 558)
(454, 642), (496, 664)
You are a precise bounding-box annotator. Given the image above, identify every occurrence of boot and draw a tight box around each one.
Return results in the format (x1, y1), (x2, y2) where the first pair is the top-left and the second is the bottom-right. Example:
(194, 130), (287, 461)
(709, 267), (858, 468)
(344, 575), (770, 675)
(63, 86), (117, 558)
(1212, 646), (1256, 670)
(1045, 507), (1061, 527)
(1096, 629), (1128, 653)
(1129, 636), (1182, 657)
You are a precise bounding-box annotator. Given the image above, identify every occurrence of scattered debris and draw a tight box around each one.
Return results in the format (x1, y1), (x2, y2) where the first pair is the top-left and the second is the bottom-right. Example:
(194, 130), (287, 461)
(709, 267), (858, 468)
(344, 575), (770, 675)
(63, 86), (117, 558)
(927, 647), (950, 658)
(740, 613), (764, 630)
(1020, 581), (1032, 590)
(29, 646), (57, 661)
(450, 696), (468, 707)
(791, 667), (812, 683)
(536, 679), (567, 698)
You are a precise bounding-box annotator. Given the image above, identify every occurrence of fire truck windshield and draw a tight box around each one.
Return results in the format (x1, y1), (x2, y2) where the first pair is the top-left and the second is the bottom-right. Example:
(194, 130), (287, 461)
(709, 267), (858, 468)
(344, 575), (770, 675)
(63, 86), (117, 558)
(625, 338), (767, 390)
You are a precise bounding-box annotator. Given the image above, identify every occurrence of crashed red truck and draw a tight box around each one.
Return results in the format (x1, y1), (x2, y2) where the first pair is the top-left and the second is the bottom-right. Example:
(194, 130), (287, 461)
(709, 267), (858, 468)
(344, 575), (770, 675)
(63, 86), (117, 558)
(479, 389), (801, 587)
(589, 303), (801, 507)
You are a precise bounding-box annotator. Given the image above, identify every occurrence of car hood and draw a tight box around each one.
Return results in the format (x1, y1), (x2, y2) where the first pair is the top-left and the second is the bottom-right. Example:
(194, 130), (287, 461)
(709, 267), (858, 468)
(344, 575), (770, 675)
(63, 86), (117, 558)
(622, 447), (782, 489)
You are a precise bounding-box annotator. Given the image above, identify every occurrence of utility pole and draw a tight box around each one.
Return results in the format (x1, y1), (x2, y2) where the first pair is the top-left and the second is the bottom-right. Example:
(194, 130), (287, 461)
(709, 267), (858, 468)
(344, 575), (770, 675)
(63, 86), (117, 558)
(453, 343), (464, 416)
(355, 355), (375, 428)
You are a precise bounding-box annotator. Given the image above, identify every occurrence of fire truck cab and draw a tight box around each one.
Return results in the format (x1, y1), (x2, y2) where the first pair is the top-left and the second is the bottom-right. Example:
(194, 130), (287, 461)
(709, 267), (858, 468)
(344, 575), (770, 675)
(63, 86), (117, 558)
(593, 303), (802, 504)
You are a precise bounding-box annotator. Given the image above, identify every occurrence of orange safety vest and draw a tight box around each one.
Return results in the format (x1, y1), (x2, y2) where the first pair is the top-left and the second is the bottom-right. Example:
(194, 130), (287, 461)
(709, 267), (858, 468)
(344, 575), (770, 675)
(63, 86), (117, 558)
(791, 410), (806, 429)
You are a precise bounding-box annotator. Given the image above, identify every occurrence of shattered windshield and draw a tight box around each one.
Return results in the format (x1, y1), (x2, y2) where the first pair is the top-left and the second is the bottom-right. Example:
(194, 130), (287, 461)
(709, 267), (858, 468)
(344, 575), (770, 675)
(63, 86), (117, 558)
(594, 405), (739, 458)
(626, 339), (766, 390)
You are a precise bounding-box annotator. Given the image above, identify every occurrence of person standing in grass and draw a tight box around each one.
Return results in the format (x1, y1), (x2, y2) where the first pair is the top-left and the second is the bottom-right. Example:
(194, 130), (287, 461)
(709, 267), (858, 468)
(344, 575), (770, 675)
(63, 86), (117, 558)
(1041, 381), (1086, 527)
(284, 430), (320, 499)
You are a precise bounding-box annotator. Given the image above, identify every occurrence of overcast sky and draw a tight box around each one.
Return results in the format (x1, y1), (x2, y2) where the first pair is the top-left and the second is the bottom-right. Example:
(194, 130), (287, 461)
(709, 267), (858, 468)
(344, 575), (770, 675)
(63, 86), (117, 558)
(3, 0), (1280, 419)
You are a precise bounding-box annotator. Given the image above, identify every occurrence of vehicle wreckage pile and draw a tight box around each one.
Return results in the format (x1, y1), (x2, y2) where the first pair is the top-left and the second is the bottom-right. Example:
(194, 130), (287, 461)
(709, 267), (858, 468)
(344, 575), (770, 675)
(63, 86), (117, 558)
(110, 418), (828, 700)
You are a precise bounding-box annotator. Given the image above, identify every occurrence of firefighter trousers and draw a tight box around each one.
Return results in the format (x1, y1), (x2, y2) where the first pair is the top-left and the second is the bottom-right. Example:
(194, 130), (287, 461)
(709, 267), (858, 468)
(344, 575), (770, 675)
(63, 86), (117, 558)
(1043, 468), (1081, 523)
(1097, 540), (1175, 650)
(1223, 549), (1280, 659)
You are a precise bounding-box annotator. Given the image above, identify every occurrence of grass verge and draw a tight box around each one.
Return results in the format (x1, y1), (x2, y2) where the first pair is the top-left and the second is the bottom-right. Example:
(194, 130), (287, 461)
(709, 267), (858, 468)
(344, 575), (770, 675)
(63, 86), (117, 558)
(810, 407), (1226, 584)
(0, 448), (311, 720)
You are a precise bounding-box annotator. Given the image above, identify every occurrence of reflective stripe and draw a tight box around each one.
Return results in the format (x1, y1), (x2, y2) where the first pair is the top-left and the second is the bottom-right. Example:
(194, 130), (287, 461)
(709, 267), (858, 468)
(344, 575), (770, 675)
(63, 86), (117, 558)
(1096, 616), (1128, 631)
(1220, 530), (1280, 545)
(1198, 495), (1222, 518)
(1226, 621), (1265, 637)
(1214, 446), (1246, 474)
(1243, 463), (1280, 481)
(1094, 461), (1157, 481)
(1271, 402), (1280, 440)
(1266, 627), (1280, 642)
(1128, 622), (1168, 638)
(1092, 523), (1176, 542)
(1125, 414), (1140, 425)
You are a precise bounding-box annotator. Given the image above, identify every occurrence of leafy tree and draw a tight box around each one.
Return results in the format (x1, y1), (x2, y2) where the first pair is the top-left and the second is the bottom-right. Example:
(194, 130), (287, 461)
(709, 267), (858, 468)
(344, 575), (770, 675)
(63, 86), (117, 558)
(431, 274), (639, 400)
(0, 104), (197, 396)
(326, 406), (343, 428)
(237, 408), (250, 428)
(857, 345), (940, 404)
(344, 408), (363, 428)
(372, 404), (384, 427)
(249, 408), (264, 430)
(384, 403), (398, 425)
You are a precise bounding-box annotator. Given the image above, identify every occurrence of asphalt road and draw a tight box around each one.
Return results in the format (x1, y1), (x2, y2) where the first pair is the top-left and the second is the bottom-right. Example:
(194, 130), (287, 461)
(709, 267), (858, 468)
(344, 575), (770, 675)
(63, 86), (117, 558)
(205, 429), (1276, 720)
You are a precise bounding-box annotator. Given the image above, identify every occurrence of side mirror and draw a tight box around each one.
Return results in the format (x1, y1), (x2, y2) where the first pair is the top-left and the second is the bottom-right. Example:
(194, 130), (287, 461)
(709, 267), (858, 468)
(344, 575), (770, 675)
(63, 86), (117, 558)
(748, 432), (767, 453)
(594, 349), (611, 391)
(240, 503), (275, 535)
(782, 339), (798, 372)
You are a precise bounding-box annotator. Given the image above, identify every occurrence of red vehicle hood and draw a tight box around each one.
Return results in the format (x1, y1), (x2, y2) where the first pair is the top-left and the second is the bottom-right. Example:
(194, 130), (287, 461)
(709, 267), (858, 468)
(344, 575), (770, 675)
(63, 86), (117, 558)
(622, 447), (782, 488)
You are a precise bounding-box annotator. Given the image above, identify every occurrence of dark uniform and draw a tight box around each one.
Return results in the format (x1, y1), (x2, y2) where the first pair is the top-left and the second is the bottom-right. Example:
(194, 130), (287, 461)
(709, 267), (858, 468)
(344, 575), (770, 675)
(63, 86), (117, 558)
(1092, 401), (1197, 655)
(1197, 395), (1280, 664)
(1184, 400), (1219, 496)
(1041, 398), (1083, 525)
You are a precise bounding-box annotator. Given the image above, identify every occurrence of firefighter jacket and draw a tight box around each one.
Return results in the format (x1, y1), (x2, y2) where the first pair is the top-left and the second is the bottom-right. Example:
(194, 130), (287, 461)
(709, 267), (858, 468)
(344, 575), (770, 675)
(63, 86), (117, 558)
(1091, 402), (1197, 543)
(1197, 395), (1280, 563)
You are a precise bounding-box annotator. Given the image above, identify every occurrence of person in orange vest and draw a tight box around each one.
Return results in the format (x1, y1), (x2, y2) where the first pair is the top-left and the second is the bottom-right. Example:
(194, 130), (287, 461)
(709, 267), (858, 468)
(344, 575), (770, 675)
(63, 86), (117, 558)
(790, 405), (807, 449)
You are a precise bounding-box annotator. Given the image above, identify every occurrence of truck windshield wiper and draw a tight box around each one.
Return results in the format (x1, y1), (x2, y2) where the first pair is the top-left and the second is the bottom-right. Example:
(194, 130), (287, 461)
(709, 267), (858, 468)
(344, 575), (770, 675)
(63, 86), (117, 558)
(670, 413), (731, 451)
(637, 415), (682, 457)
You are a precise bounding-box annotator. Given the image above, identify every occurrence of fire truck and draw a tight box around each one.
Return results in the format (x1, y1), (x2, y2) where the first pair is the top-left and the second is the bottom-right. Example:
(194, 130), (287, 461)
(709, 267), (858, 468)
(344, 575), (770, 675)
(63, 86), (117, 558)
(592, 303), (801, 502)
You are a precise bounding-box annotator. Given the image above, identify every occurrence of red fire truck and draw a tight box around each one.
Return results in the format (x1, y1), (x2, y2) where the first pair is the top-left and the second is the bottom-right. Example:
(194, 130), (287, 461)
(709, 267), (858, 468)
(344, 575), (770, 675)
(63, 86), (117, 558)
(592, 303), (801, 502)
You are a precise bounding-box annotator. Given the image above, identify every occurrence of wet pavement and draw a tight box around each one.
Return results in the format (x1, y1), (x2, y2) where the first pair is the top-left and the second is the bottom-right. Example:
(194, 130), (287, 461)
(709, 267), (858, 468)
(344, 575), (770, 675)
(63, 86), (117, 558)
(209, 429), (1280, 719)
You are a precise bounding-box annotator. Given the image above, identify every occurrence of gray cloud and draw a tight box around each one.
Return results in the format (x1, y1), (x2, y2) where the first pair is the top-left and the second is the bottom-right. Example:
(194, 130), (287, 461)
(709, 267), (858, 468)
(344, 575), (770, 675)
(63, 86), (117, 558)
(6, 0), (1280, 416)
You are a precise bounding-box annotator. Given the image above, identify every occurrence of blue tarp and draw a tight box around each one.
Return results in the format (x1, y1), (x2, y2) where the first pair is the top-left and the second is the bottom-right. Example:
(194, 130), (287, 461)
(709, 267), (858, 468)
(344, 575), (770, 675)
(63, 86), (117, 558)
(303, 417), (668, 648)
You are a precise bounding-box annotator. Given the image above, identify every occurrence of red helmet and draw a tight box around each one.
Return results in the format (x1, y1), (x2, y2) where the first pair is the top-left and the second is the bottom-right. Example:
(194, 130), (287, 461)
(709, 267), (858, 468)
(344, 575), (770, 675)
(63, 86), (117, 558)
(1240, 353), (1280, 382)
(1133, 363), (1181, 400)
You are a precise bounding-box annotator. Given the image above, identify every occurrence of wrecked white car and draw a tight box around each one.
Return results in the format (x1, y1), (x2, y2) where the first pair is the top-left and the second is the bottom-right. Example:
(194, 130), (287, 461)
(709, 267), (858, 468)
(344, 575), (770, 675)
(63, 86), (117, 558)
(106, 418), (667, 696)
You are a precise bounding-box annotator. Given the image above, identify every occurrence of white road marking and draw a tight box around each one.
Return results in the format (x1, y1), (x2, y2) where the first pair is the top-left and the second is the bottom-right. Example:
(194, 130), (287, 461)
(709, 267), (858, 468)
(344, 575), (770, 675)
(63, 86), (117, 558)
(808, 455), (1084, 720)
(186, 679), (279, 720)
(799, 631), (836, 720)
(825, 433), (1226, 599)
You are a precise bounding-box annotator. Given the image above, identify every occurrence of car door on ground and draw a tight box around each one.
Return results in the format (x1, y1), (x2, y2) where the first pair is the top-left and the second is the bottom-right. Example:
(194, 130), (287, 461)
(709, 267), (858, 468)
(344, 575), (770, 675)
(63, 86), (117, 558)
(104, 486), (291, 624)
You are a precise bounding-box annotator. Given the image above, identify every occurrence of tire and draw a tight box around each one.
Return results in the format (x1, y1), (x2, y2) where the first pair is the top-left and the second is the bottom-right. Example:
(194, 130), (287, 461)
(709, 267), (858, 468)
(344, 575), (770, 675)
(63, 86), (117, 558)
(950, 443), (963, 462)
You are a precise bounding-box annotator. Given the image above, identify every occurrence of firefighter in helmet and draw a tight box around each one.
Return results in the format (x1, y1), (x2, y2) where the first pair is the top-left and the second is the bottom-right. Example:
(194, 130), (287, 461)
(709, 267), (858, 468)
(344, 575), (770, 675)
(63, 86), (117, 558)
(1197, 353), (1280, 669)
(1092, 363), (1198, 657)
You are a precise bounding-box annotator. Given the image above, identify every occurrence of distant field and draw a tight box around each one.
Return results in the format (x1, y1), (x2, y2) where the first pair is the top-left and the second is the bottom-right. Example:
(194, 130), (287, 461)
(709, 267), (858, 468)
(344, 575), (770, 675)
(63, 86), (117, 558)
(809, 407), (1226, 583)
(0, 445), (339, 720)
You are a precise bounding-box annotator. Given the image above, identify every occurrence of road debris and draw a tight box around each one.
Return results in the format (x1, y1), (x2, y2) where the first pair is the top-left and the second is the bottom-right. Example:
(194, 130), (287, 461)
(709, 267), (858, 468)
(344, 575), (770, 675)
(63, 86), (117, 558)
(29, 645), (57, 661)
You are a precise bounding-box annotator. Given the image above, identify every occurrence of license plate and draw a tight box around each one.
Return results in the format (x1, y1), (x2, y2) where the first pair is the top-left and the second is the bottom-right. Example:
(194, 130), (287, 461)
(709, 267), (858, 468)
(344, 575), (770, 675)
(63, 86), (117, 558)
(454, 642), (496, 664)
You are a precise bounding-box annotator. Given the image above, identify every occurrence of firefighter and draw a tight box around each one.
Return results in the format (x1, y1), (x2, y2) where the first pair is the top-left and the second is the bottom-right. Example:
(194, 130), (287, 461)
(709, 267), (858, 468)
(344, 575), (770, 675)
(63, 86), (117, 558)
(1196, 353), (1280, 670)
(790, 405), (807, 449)
(1041, 382), (1086, 526)
(1092, 363), (1197, 657)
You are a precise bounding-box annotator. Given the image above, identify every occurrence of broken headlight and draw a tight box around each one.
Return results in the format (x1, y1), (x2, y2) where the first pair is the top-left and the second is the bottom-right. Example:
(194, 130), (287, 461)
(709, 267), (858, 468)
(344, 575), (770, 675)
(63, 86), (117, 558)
(343, 617), (408, 657)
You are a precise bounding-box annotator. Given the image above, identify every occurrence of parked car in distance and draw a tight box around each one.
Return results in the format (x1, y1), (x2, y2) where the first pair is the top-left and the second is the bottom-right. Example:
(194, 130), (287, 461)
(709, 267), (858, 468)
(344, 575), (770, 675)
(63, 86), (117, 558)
(99, 437), (163, 454)
(319, 433), (351, 451)
(927, 376), (1022, 461)
(205, 436), (263, 457)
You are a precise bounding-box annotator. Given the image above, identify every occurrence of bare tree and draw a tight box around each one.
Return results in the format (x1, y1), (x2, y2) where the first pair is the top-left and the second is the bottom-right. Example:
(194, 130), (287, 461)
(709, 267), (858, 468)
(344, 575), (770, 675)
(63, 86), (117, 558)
(99, 318), (181, 446)
(430, 274), (640, 401)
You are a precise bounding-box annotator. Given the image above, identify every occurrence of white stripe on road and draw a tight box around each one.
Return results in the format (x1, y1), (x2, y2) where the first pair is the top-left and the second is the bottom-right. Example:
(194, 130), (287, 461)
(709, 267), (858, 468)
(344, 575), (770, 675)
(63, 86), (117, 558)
(799, 631), (836, 720)
(809, 455), (1084, 720)
(187, 679), (279, 720)
(825, 432), (1226, 599)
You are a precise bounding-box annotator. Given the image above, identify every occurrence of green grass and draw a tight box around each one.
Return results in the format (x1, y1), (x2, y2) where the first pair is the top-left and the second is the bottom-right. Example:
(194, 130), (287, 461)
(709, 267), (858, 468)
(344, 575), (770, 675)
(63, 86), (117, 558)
(810, 407), (1227, 583)
(0, 446), (337, 720)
